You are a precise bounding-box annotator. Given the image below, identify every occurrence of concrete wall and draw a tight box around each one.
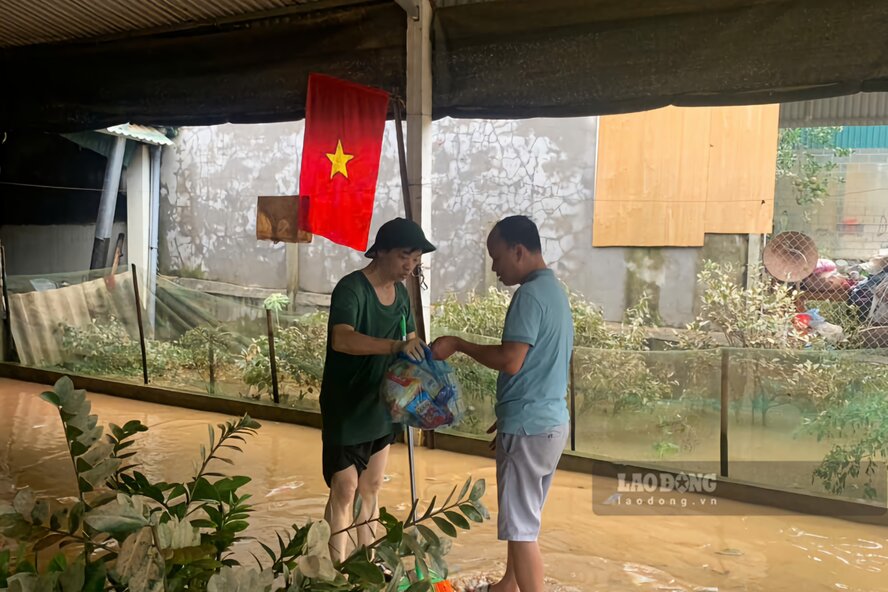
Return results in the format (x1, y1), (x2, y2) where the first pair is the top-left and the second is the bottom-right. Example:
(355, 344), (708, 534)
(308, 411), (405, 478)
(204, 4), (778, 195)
(158, 123), (300, 289)
(160, 119), (751, 326)
(775, 149), (888, 260)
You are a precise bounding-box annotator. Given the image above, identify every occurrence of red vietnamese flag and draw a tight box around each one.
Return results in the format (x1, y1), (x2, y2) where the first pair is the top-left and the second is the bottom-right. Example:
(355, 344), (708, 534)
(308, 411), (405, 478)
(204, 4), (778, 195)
(299, 74), (390, 250)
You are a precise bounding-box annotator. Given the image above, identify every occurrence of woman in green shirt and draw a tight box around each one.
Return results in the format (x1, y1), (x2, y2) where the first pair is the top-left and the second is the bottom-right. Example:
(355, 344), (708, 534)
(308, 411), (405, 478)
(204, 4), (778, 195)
(320, 217), (435, 562)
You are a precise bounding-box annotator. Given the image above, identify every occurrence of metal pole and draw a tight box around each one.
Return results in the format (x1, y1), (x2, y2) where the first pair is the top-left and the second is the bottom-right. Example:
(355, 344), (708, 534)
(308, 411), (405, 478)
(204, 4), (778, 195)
(394, 99), (413, 221)
(393, 99), (426, 343)
(720, 348), (730, 478)
(131, 264), (149, 385)
(569, 353), (577, 452)
(266, 309), (280, 404)
(147, 146), (162, 335)
(394, 98), (419, 506)
(1, 244), (15, 362)
(90, 136), (127, 270)
(402, 329), (418, 506)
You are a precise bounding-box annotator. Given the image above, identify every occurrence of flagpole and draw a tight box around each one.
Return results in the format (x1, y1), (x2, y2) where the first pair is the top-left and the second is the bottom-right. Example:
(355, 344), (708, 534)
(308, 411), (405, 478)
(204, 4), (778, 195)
(394, 97), (420, 508)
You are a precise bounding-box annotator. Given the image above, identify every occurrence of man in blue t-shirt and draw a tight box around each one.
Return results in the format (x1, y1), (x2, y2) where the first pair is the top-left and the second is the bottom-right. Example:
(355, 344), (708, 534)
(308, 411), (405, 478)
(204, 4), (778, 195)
(432, 215), (573, 592)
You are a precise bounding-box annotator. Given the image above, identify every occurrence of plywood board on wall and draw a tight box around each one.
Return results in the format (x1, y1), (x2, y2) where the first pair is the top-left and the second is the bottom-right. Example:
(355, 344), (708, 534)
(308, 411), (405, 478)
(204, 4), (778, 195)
(593, 106), (711, 247)
(704, 105), (780, 234)
(593, 104), (779, 247)
(593, 201), (707, 247)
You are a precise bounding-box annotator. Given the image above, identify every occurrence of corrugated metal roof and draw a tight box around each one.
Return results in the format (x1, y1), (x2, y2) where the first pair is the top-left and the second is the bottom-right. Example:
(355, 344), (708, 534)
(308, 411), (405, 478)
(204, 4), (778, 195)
(780, 93), (888, 128)
(0, 0), (322, 48)
(101, 124), (173, 146)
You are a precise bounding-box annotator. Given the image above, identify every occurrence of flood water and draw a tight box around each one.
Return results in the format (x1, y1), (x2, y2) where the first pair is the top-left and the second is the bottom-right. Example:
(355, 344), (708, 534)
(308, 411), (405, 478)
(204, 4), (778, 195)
(2, 378), (887, 591)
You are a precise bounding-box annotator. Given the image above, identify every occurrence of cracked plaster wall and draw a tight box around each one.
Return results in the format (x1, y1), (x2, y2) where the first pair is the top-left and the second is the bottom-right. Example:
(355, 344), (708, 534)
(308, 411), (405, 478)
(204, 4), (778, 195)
(161, 118), (748, 326)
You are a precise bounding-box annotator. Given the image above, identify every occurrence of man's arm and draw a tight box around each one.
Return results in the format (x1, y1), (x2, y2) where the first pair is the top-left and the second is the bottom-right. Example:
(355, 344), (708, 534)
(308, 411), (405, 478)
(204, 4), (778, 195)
(431, 336), (529, 375)
(332, 324), (425, 360)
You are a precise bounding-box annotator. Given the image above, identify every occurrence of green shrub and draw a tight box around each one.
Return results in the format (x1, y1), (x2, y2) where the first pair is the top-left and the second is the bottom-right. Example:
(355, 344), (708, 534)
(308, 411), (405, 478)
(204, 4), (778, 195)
(0, 377), (490, 591)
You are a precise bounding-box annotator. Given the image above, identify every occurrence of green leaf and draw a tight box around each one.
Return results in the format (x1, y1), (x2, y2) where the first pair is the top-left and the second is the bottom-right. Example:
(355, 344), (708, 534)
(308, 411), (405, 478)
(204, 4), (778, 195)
(30, 500), (50, 526)
(214, 476), (251, 495)
(415, 524), (440, 547)
(426, 546), (448, 580)
(259, 541), (276, 562)
(34, 533), (69, 551)
(68, 502), (84, 534)
(225, 520), (250, 533)
(82, 561), (106, 592)
(47, 554), (67, 573)
(6, 572), (37, 592)
(459, 503), (484, 523)
(378, 507), (399, 530)
(79, 458), (121, 489)
(431, 517), (456, 538)
(405, 578), (432, 591)
(13, 488), (35, 518)
(49, 511), (62, 531)
(114, 527), (164, 590)
(373, 544), (401, 571)
(207, 565), (269, 591)
(385, 522), (403, 546)
(342, 555), (385, 586)
(191, 478), (219, 502)
(469, 479), (486, 502)
(457, 477), (472, 502)
(84, 500), (148, 538)
(385, 562), (406, 592)
(404, 497), (420, 525)
(39, 391), (61, 407)
(58, 558), (85, 592)
(419, 496), (437, 521)
(352, 494), (363, 524)
(169, 544), (216, 565)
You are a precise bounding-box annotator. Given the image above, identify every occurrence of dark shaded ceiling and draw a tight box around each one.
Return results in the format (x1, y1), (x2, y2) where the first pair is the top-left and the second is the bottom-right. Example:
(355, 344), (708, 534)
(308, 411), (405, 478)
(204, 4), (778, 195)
(2, 0), (888, 131)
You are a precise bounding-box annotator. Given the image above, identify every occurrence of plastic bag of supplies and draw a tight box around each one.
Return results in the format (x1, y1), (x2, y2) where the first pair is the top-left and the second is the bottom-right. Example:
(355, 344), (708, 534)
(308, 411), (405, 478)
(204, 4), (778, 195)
(381, 349), (464, 429)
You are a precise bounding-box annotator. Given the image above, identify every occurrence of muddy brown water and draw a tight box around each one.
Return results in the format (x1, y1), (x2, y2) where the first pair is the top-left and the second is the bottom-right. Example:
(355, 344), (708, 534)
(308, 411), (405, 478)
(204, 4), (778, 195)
(1, 379), (887, 591)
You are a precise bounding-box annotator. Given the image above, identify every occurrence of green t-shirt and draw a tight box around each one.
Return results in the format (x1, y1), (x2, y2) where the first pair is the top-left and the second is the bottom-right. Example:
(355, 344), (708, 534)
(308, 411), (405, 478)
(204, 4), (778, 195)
(320, 270), (415, 445)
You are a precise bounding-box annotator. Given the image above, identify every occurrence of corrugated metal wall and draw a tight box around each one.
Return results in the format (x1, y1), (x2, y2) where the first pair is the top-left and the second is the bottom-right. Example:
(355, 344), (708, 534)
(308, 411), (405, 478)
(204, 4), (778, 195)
(780, 93), (888, 128)
(833, 126), (888, 149)
(8, 272), (139, 367)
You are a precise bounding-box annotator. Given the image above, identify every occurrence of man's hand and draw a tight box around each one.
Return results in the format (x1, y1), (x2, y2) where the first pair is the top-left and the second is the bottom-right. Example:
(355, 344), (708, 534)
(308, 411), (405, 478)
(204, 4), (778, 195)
(430, 336), (460, 360)
(487, 421), (497, 451)
(393, 337), (426, 362)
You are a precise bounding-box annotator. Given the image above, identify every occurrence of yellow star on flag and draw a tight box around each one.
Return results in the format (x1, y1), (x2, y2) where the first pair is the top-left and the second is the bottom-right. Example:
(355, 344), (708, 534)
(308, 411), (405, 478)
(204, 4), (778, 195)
(326, 140), (354, 179)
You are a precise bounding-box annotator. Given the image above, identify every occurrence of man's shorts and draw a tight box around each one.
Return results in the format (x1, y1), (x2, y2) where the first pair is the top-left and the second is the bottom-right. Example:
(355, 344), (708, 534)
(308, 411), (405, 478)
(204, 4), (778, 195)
(496, 423), (569, 541)
(323, 431), (397, 487)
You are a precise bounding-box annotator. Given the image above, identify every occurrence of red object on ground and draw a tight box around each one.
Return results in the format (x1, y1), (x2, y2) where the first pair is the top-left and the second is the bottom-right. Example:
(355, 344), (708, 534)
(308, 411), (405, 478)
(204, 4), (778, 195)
(298, 74), (390, 250)
(793, 313), (812, 333)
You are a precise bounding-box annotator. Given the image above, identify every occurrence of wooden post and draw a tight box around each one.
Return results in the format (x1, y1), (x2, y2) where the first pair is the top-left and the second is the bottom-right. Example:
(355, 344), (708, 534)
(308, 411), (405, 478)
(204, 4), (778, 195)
(720, 348), (730, 478)
(569, 352), (577, 452)
(266, 309), (280, 404)
(110, 233), (126, 274)
(131, 264), (149, 385)
(208, 341), (216, 394)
